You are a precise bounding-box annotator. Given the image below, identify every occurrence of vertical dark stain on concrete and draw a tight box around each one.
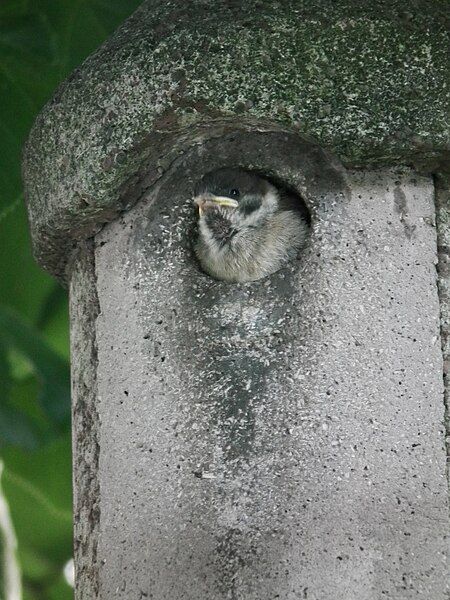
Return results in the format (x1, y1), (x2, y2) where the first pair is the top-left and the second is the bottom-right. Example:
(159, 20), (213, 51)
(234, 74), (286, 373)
(185, 268), (298, 465)
(394, 185), (416, 239)
(128, 131), (346, 598)
(129, 130), (343, 473)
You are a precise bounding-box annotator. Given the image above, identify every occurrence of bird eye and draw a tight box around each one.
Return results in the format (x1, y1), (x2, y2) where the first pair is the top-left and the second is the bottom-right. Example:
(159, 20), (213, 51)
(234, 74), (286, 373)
(230, 189), (240, 198)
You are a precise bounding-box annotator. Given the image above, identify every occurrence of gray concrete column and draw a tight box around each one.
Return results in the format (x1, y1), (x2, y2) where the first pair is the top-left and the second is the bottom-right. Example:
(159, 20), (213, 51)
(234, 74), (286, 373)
(68, 132), (448, 599)
(21, 2), (450, 598)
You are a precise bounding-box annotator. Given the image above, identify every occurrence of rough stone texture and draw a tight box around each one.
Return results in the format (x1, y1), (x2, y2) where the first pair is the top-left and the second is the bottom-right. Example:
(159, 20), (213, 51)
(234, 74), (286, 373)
(436, 176), (450, 491)
(80, 153), (449, 598)
(22, 0), (450, 281)
(70, 242), (100, 599)
(20, 1), (449, 596)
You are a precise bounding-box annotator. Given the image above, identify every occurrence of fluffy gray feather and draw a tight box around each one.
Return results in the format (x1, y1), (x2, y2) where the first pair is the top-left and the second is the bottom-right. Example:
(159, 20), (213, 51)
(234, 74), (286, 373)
(193, 168), (309, 282)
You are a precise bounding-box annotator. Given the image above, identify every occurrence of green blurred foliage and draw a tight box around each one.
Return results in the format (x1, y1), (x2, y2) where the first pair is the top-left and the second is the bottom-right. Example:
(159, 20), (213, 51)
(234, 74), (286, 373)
(0, 1), (142, 597)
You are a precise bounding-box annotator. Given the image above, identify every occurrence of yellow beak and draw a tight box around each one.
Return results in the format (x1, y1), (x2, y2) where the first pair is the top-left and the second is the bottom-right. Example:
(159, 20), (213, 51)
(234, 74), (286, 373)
(194, 195), (239, 216)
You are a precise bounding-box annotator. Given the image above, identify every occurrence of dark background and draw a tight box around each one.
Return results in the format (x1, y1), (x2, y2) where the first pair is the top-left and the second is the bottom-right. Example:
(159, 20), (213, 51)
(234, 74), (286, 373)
(0, 2), (141, 598)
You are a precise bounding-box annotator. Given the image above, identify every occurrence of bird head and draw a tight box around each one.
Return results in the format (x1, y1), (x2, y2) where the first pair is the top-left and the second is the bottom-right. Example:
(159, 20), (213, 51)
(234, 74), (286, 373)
(193, 168), (279, 231)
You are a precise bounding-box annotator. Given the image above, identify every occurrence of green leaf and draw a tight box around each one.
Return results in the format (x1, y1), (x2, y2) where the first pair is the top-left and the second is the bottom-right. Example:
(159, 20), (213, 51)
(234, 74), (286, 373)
(2, 436), (73, 562)
(18, 546), (56, 582)
(0, 1), (29, 20)
(46, 574), (73, 600)
(0, 340), (40, 450)
(0, 204), (54, 324)
(1, 435), (73, 597)
(36, 283), (70, 361)
(0, 403), (40, 451)
(36, 284), (67, 332)
(0, 306), (70, 426)
(0, 338), (12, 398)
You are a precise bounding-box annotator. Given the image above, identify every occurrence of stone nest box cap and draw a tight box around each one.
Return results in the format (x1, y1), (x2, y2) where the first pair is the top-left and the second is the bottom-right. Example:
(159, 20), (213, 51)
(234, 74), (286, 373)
(22, 0), (450, 282)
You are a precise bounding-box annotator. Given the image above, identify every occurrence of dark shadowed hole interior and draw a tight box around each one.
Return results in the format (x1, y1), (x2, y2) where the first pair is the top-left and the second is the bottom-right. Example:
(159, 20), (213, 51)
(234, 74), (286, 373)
(248, 168), (311, 226)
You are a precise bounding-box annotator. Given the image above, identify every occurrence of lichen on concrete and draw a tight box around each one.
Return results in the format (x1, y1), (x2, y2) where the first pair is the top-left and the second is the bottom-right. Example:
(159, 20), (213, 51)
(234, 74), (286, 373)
(22, 0), (449, 281)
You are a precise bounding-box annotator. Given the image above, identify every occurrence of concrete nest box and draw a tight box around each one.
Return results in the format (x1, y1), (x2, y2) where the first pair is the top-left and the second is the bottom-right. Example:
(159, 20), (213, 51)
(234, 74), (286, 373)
(22, 2), (449, 599)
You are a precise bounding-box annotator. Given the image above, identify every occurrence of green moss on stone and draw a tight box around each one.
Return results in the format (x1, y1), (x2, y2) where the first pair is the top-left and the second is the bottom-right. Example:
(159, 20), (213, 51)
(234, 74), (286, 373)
(23, 0), (450, 277)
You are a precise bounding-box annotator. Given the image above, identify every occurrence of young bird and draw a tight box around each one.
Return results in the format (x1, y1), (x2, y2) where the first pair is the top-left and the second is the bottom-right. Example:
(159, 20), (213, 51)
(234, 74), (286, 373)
(193, 168), (309, 282)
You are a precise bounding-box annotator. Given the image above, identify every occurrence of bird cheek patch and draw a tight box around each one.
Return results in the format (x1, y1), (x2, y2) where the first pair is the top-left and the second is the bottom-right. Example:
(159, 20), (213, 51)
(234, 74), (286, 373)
(238, 196), (262, 216)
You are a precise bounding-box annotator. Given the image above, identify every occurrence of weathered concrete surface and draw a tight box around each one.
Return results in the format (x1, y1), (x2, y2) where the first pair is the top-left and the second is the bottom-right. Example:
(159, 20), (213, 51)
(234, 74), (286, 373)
(20, 1), (449, 595)
(22, 0), (450, 281)
(69, 242), (101, 599)
(436, 176), (450, 498)
(73, 158), (449, 598)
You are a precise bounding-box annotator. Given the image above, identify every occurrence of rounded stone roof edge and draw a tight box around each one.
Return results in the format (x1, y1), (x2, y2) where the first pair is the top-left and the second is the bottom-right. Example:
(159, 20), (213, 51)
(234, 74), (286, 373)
(22, 0), (450, 280)
(24, 118), (348, 282)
